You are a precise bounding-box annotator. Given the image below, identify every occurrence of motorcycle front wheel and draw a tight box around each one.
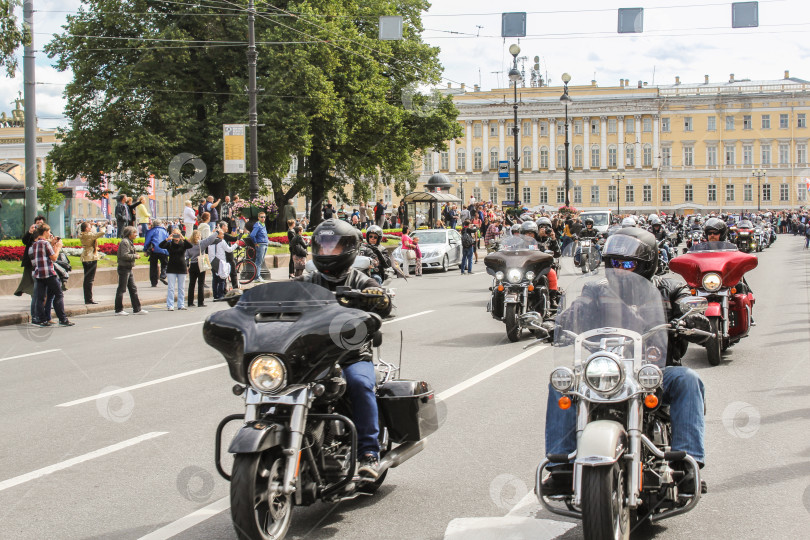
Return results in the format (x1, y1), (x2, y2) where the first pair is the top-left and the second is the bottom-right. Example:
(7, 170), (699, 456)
(505, 304), (521, 342)
(581, 463), (630, 540)
(706, 317), (723, 366)
(231, 450), (294, 540)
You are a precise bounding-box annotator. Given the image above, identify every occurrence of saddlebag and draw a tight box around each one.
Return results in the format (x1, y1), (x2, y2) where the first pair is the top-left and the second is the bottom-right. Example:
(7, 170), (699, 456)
(377, 380), (438, 443)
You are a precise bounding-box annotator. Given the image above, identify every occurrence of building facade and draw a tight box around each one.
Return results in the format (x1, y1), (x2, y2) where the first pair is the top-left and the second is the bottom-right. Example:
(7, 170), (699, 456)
(416, 73), (810, 214)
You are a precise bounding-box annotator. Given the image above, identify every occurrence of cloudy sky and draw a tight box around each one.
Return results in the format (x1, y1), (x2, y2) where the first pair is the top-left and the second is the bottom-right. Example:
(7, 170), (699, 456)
(2, 0), (810, 131)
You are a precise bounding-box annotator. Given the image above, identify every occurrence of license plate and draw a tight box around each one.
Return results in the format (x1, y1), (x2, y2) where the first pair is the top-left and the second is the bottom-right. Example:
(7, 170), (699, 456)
(505, 294), (519, 302)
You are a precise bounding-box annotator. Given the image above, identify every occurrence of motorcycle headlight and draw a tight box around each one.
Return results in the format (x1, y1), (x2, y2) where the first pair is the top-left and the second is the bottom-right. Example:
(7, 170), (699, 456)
(506, 268), (523, 283)
(584, 354), (624, 394)
(702, 272), (722, 292)
(248, 355), (287, 394)
(495, 271), (505, 281)
(550, 367), (574, 392)
(525, 270), (536, 281)
(637, 364), (663, 390)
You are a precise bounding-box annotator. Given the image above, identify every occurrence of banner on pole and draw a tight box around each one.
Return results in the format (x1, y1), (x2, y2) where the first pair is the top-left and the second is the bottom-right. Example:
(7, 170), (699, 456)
(223, 124), (246, 173)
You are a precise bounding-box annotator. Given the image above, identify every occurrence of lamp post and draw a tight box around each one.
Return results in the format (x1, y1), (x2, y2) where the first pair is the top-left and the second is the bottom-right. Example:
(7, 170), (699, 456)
(457, 175), (467, 205)
(612, 172), (625, 216)
(508, 44), (522, 212)
(560, 73), (572, 207)
(752, 168), (766, 212)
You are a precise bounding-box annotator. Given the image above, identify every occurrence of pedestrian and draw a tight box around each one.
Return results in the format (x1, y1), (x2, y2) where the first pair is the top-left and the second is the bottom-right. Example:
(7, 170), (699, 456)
(185, 230), (207, 307)
(105, 221), (114, 238)
(286, 219), (297, 279)
(220, 195), (233, 229)
(359, 202), (368, 229)
(135, 195), (151, 237)
(397, 203), (405, 228)
(282, 198), (296, 225)
(31, 223), (74, 326)
(126, 196), (142, 227)
(114, 194), (131, 237)
(182, 200), (196, 237)
(197, 211), (212, 240)
(249, 211), (270, 282)
(400, 225), (415, 277)
(412, 236), (423, 276)
(290, 225), (308, 278)
(79, 221), (105, 304)
(460, 220), (475, 274)
(374, 199), (386, 227)
(144, 219), (169, 287)
(14, 215), (45, 299)
(207, 228), (234, 300)
(114, 226), (146, 315)
(219, 221), (240, 290)
(323, 199), (335, 220)
(158, 228), (192, 310)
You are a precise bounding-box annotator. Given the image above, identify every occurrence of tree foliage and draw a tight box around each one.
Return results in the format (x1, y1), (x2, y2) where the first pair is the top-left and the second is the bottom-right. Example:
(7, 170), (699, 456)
(0, 0), (28, 77)
(46, 0), (462, 227)
(38, 161), (65, 214)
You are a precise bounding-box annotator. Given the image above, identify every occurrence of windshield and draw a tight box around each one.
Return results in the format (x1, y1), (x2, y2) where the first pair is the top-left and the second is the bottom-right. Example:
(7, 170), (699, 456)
(580, 213), (609, 227)
(412, 231), (446, 244)
(554, 269), (668, 370)
(500, 236), (538, 251)
(737, 220), (753, 229)
(689, 241), (739, 252)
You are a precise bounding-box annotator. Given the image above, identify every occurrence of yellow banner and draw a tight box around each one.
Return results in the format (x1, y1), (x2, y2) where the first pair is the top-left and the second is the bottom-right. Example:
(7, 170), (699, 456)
(223, 124), (246, 173)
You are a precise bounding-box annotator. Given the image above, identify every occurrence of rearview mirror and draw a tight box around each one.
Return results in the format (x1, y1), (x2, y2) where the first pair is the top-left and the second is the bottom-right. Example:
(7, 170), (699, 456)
(678, 296), (708, 314)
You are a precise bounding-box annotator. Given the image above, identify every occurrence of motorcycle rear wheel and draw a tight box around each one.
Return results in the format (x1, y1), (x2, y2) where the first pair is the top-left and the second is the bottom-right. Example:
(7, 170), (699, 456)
(231, 450), (294, 540)
(581, 463), (630, 540)
(505, 304), (521, 342)
(580, 254), (589, 274)
(707, 317), (723, 366)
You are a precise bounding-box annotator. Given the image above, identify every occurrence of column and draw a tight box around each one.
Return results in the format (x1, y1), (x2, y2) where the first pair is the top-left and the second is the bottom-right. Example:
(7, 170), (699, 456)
(653, 115), (660, 169)
(499, 119), (506, 160)
(618, 115), (625, 170)
(532, 118), (539, 171)
(583, 116), (590, 171)
(549, 118), (557, 171)
(482, 120), (489, 172)
(600, 116), (608, 170)
(432, 150), (440, 173)
(466, 120), (473, 173)
(449, 139), (456, 173)
(634, 115), (642, 170)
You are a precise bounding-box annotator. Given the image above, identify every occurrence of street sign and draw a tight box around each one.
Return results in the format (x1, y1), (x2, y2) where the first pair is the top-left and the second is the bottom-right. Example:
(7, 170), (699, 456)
(498, 160), (511, 184)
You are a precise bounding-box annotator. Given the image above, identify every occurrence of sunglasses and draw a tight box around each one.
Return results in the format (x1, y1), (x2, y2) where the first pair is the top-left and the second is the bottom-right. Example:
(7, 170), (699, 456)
(706, 230), (720, 236)
(609, 259), (638, 270)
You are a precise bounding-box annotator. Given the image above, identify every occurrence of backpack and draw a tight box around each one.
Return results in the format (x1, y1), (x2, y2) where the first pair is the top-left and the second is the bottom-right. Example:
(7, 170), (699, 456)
(462, 231), (474, 249)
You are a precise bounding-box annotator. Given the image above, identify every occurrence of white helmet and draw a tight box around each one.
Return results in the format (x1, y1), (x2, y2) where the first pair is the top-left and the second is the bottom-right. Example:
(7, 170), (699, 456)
(648, 213), (658, 222)
(621, 217), (637, 228)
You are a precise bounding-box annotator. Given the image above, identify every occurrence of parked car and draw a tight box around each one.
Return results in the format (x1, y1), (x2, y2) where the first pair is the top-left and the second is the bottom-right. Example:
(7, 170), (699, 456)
(392, 229), (463, 272)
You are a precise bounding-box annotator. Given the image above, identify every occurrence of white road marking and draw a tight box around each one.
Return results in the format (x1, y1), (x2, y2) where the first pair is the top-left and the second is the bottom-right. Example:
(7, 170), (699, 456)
(382, 310), (434, 324)
(138, 497), (230, 540)
(0, 349), (61, 363)
(506, 490), (541, 517)
(114, 321), (204, 340)
(444, 516), (576, 540)
(0, 432), (167, 493)
(55, 364), (227, 408)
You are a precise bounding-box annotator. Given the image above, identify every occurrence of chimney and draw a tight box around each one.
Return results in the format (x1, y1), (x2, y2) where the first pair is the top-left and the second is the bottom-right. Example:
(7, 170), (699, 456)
(638, 80), (643, 88)
(591, 80), (597, 86)
(643, 82), (648, 87)
(729, 73), (735, 83)
(474, 84), (480, 92)
(704, 74), (709, 84)
(447, 82), (452, 88)
(619, 79), (624, 88)
(460, 83), (465, 90)
(675, 76), (680, 85)
(785, 70), (790, 79)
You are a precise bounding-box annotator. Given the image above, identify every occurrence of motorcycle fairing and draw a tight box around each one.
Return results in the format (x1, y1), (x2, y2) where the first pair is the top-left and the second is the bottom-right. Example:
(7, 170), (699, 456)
(669, 248), (758, 288)
(484, 249), (554, 277)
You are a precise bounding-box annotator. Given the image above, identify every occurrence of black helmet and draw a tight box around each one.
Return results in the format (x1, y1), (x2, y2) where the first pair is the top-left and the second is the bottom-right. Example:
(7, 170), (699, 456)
(311, 219), (362, 277)
(584, 217), (594, 227)
(520, 221), (538, 235)
(703, 217), (728, 241)
(365, 225), (383, 246)
(601, 228), (659, 280)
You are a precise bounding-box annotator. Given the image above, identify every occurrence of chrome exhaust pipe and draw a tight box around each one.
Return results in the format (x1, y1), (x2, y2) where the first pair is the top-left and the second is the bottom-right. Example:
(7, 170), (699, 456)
(377, 439), (426, 475)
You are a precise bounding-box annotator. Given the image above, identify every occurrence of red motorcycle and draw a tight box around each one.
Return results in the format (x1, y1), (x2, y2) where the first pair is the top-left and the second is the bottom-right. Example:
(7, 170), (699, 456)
(669, 245), (758, 365)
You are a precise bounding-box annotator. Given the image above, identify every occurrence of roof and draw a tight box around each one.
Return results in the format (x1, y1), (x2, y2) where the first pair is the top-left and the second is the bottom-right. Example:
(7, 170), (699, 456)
(401, 191), (461, 203)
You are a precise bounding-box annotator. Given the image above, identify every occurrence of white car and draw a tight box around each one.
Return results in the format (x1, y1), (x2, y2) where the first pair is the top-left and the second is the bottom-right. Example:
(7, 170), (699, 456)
(392, 229), (463, 272)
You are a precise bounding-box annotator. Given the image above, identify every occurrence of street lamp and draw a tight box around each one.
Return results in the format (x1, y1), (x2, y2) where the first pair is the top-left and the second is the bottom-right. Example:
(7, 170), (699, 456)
(509, 44), (522, 212)
(457, 175), (467, 205)
(611, 172), (625, 216)
(560, 73), (572, 207)
(752, 168), (766, 212)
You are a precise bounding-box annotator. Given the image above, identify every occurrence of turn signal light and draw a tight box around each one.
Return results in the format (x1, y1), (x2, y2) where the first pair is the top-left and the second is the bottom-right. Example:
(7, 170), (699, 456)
(558, 396), (572, 410)
(731, 287), (737, 294)
(528, 284), (535, 292)
(497, 285), (504, 292)
(644, 394), (659, 408)
(690, 289), (696, 295)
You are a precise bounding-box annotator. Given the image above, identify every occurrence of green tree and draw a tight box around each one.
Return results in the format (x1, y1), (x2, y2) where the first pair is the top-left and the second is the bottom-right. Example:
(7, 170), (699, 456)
(0, 0), (28, 77)
(38, 161), (65, 220)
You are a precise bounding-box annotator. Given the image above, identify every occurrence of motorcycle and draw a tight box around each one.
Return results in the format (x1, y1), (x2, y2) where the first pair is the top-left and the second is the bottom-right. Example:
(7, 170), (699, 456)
(536, 270), (705, 538)
(205, 282), (437, 540)
(753, 226), (766, 252)
(669, 242), (758, 366)
(484, 241), (555, 342)
(574, 236), (602, 274)
(683, 229), (702, 254)
(734, 220), (757, 253)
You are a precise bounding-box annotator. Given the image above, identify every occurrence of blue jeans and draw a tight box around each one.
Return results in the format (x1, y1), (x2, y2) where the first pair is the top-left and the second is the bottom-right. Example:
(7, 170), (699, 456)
(35, 275), (67, 323)
(254, 243), (268, 277)
(343, 360), (380, 458)
(545, 366), (705, 463)
(166, 273), (186, 308)
(212, 273), (227, 299)
(461, 246), (474, 273)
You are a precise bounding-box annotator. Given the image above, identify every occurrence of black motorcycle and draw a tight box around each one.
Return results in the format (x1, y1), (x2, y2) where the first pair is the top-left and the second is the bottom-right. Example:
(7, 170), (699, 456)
(484, 242), (555, 342)
(205, 282), (437, 540)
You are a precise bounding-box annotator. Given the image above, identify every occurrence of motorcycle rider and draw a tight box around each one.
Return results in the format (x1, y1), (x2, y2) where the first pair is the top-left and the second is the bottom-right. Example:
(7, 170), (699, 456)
(649, 215), (671, 265)
(534, 217), (562, 308)
(502, 223), (528, 249)
(518, 221), (540, 248)
(361, 224), (391, 284)
(297, 219), (391, 478)
(573, 217), (600, 267)
(542, 228), (708, 496)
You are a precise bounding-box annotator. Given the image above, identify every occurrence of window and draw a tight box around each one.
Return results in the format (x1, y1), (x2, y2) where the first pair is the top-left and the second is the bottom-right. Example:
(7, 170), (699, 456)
(798, 143), (807, 165)
(574, 186), (583, 204)
(591, 119), (600, 134)
(423, 152), (433, 172)
(744, 184), (753, 202)
(490, 123), (498, 137)
(489, 148), (499, 170)
(490, 186), (498, 204)
(708, 116), (716, 131)
(779, 143), (790, 165)
(539, 186), (548, 204)
(523, 121), (531, 135)
(557, 145), (566, 168)
(661, 117), (670, 132)
(384, 189), (392, 204)
(743, 115), (752, 130)
(743, 144), (753, 166)
(626, 117), (635, 133)
(540, 147), (549, 168)
(643, 185), (652, 202)
(540, 121), (548, 136)
(662, 147), (671, 167)
(507, 122), (515, 136)
(799, 114), (807, 128)
(473, 187), (481, 202)
(684, 184), (693, 202)
(574, 120), (583, 135)
(506, 187), (515, 202)
(557, 122), (565, 135)
(523, 147), (532, 169)
(440, 151), (449, 170)
(591, 145), (600, 169)
(725, 145), (736, 166)
(574, 145), (583, 168)
(643, 117), (652, 132)
(473, 148), (483, 170)
(662, 184), (671, 203)
(643, 144), (652, 167)
(608, 185), (617, 203)
(591, 185), (600, 203)
(522, 187), (531, 204)
(473, 123), (482, 137)
(726, 184), (735, 202)
(683, 117), (692, 131)
(761, 115), (770, 129)
(456, 148), (466, 170)
(608, 118), (617, 133)
(799, 184), (807, 202)
(625, 184), (635, 203)
(726, 116), (735, 130)
(762, 183), (771, 202)
(626, 145), (635, 167)
(506, 147), (514, 168)
(780, 114), (789, 129)
(780, 183), (789, 201)
(556, 187), (565, 204)
(761, 144), (771, 166)
(707, 146), (717, 167)
(708, 184), (717, 202)
(684, 146), (694, 167)
(608, 145), (617, 168)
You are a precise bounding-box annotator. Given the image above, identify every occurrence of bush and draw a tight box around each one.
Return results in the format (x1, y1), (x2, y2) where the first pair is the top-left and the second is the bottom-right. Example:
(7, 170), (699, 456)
(0, 246), (25, 261)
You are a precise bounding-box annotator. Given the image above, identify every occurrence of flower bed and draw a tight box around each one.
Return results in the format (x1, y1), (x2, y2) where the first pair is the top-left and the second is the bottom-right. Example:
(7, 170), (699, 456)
(0, 238), (145, 260)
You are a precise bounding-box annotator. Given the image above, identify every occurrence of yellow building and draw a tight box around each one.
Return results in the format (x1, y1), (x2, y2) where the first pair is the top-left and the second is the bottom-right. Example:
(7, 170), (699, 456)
(415, 72), (810, 214)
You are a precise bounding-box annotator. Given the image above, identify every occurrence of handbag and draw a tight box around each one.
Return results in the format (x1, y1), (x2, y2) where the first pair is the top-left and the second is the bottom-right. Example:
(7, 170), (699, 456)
(404, 248), (416, 261)
(197, 245), (212, 272)
(292, 255), (307, 270)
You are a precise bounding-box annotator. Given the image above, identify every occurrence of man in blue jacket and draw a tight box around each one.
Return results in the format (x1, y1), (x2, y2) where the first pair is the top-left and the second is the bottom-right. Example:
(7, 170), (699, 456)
(144, 220), (169, 286)
(249, 212), (269, 282)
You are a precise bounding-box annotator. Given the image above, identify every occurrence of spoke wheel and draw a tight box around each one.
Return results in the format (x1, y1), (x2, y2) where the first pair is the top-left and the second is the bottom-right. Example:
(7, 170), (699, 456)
(581, 463), (630, 540)
(230, 451), (293, 540)
(236, 260), (258, 285)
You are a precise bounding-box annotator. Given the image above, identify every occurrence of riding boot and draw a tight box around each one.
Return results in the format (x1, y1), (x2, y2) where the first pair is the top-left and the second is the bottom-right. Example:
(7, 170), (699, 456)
(550, 289), (560, 310)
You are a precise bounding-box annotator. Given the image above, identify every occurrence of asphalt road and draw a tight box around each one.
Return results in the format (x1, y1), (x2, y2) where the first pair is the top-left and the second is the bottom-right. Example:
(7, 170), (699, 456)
(1, 236), (809, 540)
